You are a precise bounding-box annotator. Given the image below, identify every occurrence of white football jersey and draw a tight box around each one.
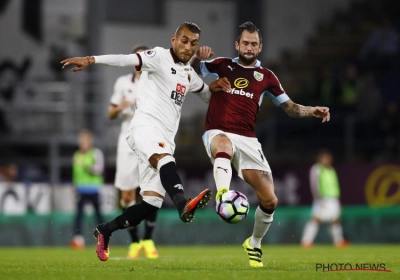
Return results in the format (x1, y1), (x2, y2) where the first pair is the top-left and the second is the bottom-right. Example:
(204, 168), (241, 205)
(109, 73), (145, 135)
(130, 47), (207, 141)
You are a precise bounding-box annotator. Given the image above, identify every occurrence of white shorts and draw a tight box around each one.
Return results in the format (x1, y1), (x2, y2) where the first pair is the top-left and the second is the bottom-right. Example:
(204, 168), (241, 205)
(126, 126), (170, 197)
(202, 129), (271, 179)
(311, 198), (341, 222)
(114, 133), (139, 191)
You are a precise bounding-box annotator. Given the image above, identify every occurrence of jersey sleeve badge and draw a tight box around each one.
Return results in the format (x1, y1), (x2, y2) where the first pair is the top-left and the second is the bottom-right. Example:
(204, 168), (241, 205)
(144, 49), (156, 57)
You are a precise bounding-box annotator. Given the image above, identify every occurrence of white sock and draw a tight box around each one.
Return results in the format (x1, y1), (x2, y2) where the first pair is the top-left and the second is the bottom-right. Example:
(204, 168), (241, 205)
(249, 206), (273, 248)
(301, 220), (319, 244)
(330, 223), (344, 244)
(213, 157), (232, 191)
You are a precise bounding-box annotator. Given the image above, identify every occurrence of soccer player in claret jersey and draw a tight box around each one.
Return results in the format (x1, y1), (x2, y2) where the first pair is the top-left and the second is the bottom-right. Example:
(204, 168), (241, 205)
(191, 21), (330, 267)
(61, 22), (216, 261)
(108, 44), (159, 259)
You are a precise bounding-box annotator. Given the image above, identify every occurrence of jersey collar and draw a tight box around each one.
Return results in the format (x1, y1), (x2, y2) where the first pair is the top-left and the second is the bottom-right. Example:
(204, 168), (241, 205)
(169, 48), (187, 65)
(232, 57), (261, 68)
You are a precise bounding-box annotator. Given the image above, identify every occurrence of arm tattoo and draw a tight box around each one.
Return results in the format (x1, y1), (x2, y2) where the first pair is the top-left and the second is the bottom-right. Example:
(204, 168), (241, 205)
(280, 100), (314, 118)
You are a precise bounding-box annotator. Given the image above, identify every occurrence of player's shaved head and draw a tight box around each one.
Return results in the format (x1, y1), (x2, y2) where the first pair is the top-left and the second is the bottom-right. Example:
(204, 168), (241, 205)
(175, 22), (201, 37)
(171, 22), (201, 64)
(237, 21), (262, 44)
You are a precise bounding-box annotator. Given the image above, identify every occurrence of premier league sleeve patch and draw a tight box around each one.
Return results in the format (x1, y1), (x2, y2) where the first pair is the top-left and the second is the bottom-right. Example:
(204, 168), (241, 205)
(144, 49), (156, 57)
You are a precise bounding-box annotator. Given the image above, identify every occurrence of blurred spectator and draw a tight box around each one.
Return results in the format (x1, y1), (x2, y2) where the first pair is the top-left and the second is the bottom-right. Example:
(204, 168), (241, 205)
(359, 15), (400, 72)
(355, 72), (383, 160)
(314, 65), (339, 109)
(70, 129), (104, 249)
(0, 163), (18, 182)
(356, 72), (383, 121)
(0, 57), (32, 134)
(48, 44), (68, 81)
(378, 102), (400, 160)
(338, 64), (364, 114)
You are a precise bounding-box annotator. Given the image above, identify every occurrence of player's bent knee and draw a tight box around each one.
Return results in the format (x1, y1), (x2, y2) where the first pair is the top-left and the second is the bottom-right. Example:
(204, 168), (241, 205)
(143, 195), (164, 208)
(156, 155), (175, 171)
(261, 196), (278, 212)
(211, 135), (233, 155)
(217, 141), (232, 153)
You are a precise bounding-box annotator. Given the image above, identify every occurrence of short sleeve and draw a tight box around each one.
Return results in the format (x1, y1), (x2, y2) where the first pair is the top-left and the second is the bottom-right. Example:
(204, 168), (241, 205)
(135, 47), (162, 72)
(265, 71), (290, 106)
(109, 76), (124, 105)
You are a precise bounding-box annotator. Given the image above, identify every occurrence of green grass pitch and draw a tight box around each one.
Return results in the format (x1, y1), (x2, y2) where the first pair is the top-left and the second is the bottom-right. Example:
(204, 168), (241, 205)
(0, 245), (398, 280)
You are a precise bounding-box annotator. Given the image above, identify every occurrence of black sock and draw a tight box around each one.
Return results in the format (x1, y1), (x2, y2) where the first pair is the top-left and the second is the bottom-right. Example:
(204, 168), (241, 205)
(144, 210), (157, 240)
(127, 226), (140, 243)
(121, 206), (140, 243)
(98, 201), (158, 235)
(159, 161), (187, 212)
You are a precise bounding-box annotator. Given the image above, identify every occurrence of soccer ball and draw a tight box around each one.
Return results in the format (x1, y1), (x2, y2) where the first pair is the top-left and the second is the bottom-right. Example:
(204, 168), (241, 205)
(216, 190), (249, 224)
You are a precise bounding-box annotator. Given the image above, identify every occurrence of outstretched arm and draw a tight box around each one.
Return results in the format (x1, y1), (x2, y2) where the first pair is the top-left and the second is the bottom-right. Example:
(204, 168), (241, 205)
(61, 54), (140, 72)
(279, 99), (330, 122)
(190, 46), (214, 75)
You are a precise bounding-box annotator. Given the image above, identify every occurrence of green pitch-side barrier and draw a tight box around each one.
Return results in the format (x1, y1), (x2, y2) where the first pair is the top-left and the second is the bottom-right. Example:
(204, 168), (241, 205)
(0, 206), (399, 246)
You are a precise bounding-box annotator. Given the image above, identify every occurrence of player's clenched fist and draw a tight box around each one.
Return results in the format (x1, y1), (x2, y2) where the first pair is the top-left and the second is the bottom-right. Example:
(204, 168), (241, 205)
(61, 56), (95, 72)
(312, 107), (330, 123)
(195, 46), (214, 60)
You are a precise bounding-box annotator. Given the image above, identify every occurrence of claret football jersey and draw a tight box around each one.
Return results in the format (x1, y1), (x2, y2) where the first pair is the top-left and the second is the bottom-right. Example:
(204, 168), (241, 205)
(200, 57), (289, 137)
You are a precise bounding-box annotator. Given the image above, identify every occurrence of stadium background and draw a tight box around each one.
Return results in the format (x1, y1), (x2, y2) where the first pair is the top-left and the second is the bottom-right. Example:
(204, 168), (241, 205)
(0, 0), (399, 246)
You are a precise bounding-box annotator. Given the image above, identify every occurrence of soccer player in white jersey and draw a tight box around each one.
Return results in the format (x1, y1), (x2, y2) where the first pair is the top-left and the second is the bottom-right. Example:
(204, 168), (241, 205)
(61, 22), (216, 262)
(109, 44), (159, 259)
(191, 21), (330, 267)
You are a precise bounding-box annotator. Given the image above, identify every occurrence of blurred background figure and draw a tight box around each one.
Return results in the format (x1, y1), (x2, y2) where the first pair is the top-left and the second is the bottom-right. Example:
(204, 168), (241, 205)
(70, 129), (104, 249)
(378, 102), (400, 161)
(0, 163), (18, 182)
(301, 149), (349, 248)
(314, 65), (339, 109)
(338, 63), (364, 115)
(359, 14), (400, 73)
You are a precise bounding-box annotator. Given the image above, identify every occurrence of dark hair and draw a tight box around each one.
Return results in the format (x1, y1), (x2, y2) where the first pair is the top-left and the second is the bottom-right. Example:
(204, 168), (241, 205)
(79, 128), (93, 138)
(236, 21), (262, 44)
(132, 44), (151, 54)
(317, 148), (332, 158)
(175, 22), (201, 36)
